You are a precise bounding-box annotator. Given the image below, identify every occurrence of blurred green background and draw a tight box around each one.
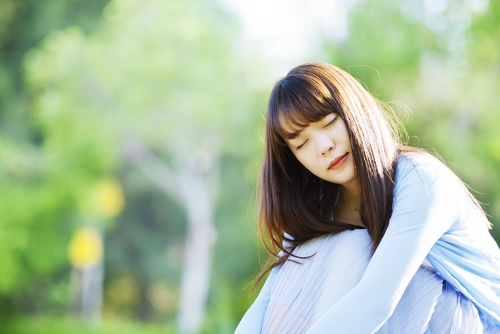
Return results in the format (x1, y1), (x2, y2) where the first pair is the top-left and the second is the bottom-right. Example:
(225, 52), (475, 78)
(0, 0), (499, 333)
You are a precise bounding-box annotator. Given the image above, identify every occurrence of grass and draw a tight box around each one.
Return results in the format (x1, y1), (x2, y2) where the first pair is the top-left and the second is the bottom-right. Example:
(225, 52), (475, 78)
(3, 315), (176, 334)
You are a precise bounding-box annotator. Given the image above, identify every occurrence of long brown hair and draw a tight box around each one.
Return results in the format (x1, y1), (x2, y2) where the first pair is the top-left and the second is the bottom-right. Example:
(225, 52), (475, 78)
(256, 62), (490, 287)
(258, 62), (415, 280)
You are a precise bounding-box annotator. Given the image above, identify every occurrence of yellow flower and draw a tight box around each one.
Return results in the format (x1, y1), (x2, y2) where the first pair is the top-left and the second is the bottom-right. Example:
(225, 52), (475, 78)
(95, 177), (125, 219)
(68, 226), (103, 269)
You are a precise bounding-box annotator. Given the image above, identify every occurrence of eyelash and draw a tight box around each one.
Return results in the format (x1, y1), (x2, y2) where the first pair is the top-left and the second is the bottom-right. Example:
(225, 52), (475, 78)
(326, 117), (337, 127)
(296, 140), (307, 150)
(295, 116), (338, 150)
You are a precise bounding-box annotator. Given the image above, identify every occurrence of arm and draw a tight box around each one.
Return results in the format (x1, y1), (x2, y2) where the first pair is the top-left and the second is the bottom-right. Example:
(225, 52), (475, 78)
(306, 156), (460, 333)
(234, 266), (280, 334)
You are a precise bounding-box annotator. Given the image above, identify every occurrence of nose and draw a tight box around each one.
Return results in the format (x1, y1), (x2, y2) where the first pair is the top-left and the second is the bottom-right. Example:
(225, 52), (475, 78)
(317, 133), (334, 155)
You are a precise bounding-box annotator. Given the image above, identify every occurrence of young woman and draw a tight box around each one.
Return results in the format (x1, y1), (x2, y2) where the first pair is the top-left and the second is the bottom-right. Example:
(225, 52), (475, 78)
(235, 62), (500, 333)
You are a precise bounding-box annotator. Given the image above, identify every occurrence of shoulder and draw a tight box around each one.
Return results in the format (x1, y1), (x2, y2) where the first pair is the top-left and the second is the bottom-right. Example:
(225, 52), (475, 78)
(394, 151), (463, 203)
(391, 152), (465, 225)
(395, 151), (454, 184)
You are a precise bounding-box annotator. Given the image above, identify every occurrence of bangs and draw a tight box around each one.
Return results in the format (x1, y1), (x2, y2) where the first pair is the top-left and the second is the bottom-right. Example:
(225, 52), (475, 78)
(269, 76), (341, 142)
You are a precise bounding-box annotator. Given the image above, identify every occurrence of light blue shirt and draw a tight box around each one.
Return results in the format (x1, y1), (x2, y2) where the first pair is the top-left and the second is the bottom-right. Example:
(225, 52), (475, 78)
(235, 153), (500, 333)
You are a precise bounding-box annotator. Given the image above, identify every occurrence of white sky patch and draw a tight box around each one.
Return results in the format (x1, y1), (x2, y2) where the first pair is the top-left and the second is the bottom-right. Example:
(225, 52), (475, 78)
(219, 0), (360, 73)
(467, 0), (489, 13)
(424, 0), (448, 15)
(308, 0), (351, 42)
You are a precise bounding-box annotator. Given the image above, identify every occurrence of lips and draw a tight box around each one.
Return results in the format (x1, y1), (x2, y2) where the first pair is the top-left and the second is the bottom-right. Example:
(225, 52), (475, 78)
(328, 153), (349, 170)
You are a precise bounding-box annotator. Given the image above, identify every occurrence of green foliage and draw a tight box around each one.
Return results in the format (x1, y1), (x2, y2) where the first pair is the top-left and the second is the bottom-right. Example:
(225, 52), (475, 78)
(202, 277), (254, 334)
(2, 0), (266, 326)
(1, 0), (499, 331)
(0, 0), (111, 313)
(324, 0), (437, 95)
(0, 137), (77, 297)
(0, 0), (109, 140)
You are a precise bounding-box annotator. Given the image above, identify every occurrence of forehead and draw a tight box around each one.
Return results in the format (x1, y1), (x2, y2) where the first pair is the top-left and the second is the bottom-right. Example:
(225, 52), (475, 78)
(268, 76), (342, 141)
(273, 103), (334, 141)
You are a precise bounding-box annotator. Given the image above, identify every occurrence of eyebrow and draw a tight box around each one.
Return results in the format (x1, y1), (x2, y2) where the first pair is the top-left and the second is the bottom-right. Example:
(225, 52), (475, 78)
(281, 120), (306, 140)
(287, 129), (303, 140)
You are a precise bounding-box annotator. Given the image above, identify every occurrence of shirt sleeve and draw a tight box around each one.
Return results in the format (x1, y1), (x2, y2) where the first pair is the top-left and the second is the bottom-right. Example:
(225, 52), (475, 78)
(234, 266), (280, 334)
(306, 155), (460, 334)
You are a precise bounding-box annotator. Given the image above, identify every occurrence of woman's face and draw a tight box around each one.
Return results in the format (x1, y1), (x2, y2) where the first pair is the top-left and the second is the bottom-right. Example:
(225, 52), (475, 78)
(285, 113), (358, 192)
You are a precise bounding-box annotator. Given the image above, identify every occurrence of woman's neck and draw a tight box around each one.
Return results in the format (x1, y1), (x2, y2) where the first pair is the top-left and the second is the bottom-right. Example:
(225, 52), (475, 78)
(334, 186), (364, 228)
(341, 186), (360, 210)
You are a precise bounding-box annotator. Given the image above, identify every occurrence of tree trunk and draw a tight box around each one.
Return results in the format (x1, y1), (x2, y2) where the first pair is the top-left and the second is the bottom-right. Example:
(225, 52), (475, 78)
(123, 137), (218, 334)
(176, 164), (217, 334)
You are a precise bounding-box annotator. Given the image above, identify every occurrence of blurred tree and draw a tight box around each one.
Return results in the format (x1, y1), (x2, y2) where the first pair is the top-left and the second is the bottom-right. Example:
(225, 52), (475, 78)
(0, 0), (109, 140)
(0, 0), (110, 318)
(458, 0), (500, 240)
(4, 0), (498, 332)
(22, 0), (264, 332)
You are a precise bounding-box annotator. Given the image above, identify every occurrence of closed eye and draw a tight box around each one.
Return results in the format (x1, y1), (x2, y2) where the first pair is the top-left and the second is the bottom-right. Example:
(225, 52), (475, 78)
(296, 139), (308, 150)
(324, 116), (338, 128)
